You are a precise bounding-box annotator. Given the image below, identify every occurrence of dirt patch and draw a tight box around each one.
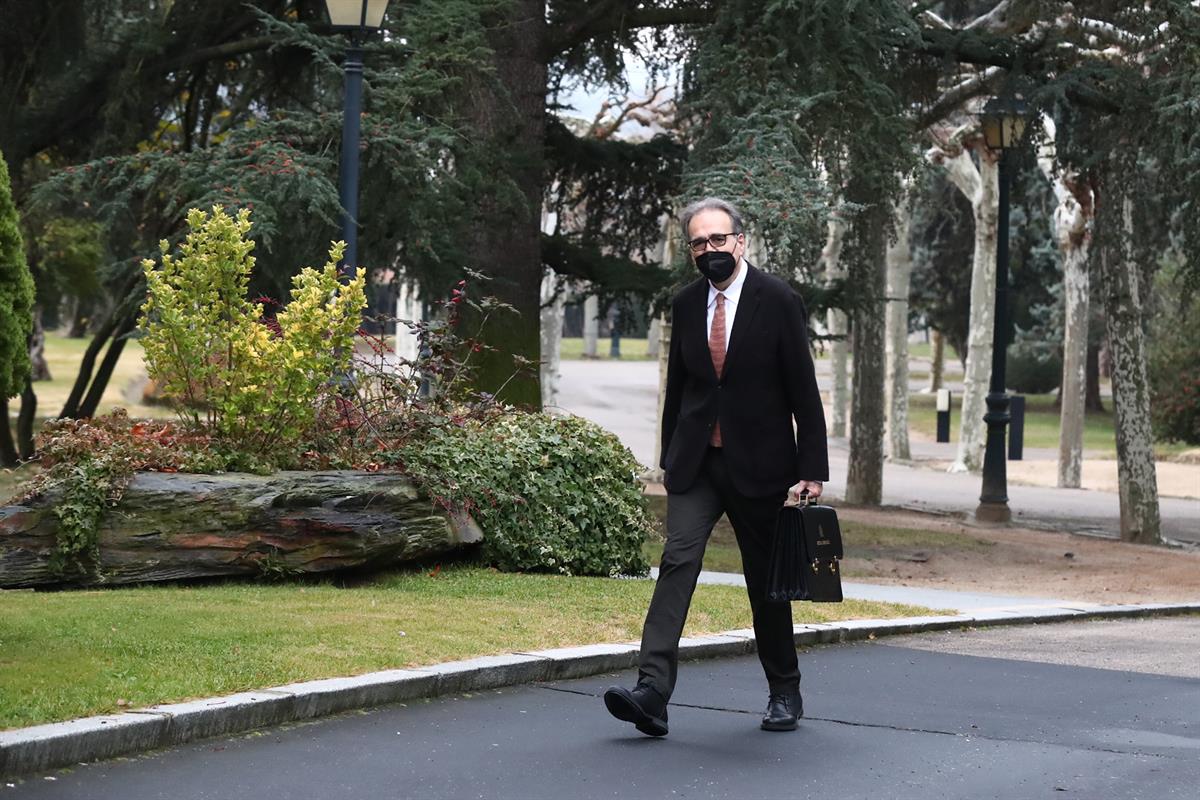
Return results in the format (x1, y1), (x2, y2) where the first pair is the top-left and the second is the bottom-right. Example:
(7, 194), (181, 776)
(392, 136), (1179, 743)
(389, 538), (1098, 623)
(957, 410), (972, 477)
(643, 489), (1200, 604)
(836, 505), (1200, 605)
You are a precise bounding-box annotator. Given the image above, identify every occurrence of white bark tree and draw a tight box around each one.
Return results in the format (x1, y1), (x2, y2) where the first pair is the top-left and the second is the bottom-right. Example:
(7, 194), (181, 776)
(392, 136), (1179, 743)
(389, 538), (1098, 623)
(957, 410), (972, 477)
(1097, 198), (1161, 544)
(582, 292), (600, 358)
(926, 127), (999, 473)
(1037, 116), (1095, 488)
(885, 193), (915, 460)
(820, 212), (850, 438)
(539, 268), (565, 407)
(394, 280), (422, 363)
(926, 329), (945, 393)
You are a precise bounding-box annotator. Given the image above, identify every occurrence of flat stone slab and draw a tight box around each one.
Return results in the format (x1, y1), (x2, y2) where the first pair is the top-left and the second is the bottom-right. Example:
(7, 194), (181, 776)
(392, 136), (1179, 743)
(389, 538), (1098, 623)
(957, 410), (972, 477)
(133, 691), (297, 746)
(268, 670), (439, 720)
(0, 714), (168, 777)
(516, 644), (639, 680)
(424, 654), (552, 694)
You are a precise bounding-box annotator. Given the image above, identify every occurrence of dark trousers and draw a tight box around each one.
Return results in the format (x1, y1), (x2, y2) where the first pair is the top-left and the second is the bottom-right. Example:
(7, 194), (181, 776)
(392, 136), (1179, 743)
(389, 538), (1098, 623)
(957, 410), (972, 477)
(638, 447), (799, 699)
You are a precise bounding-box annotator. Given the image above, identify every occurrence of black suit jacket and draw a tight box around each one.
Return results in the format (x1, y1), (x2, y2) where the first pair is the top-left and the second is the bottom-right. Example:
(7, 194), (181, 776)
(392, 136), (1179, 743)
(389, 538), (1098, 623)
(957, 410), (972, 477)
(660, 264), (829, 497)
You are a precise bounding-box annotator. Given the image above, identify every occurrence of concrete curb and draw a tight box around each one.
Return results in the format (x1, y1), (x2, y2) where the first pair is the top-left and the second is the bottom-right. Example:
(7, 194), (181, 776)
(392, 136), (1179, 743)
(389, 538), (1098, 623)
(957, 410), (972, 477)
(3, 601), (1198, 779)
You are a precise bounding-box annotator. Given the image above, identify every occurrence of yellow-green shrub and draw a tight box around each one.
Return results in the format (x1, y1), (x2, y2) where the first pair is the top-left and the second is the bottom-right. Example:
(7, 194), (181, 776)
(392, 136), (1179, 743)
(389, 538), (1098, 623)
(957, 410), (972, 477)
(139, 205), (365, 468)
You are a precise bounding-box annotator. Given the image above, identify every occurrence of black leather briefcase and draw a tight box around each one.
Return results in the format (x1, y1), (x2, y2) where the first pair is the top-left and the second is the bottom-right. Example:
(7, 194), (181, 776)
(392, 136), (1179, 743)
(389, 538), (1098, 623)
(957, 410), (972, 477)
(766, 498), (844, 603)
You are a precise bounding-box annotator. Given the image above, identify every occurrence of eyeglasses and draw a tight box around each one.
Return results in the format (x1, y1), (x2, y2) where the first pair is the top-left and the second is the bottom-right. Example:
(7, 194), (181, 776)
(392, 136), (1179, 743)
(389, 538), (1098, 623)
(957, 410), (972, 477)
(687, 232), (738, 253)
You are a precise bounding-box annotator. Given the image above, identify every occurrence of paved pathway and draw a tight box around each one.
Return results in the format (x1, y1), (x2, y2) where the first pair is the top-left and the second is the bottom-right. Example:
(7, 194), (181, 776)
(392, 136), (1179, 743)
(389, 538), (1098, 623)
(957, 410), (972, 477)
(672, 568), (1079, 613)
(10, 618), (1198, 799)
(555, 360), (1200, 545)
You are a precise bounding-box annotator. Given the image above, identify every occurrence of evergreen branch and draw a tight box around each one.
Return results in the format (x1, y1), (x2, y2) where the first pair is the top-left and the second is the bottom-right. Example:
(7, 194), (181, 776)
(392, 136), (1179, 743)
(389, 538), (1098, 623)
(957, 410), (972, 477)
(546, 2), (715, 58)
(913, 25), (1041, 68)
(157, 36), (278, 72)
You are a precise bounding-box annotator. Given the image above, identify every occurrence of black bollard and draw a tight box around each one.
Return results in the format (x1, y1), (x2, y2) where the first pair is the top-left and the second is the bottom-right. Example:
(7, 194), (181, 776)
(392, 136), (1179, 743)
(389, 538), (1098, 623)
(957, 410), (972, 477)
(936, 389), (952, 443)
(1008, 394), (1025, 460)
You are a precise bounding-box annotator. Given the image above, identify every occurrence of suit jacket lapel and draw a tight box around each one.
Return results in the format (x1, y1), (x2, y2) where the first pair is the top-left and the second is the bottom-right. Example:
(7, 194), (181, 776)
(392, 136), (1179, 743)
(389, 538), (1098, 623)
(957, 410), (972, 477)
(723, 264), (760, 376)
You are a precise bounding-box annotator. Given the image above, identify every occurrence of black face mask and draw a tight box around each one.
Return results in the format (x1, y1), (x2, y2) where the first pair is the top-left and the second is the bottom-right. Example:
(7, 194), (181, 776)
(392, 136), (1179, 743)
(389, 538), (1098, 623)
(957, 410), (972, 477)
(695, 250), (737, 284)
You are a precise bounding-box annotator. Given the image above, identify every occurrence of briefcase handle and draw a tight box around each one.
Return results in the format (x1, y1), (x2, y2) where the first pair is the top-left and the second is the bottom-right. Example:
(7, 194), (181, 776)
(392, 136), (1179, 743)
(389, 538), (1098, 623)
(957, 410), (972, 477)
(784, 491), (821, 509)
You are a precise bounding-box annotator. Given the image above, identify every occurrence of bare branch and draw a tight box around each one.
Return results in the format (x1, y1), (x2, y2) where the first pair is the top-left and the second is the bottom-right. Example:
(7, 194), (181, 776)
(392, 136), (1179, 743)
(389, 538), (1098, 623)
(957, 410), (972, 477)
(588, 86), (671, 139)
(917, 9), (953, 30)
(1077, 17), (1142, 48)
(964, 0), (1037, 34)
(918, 65), (1002, 129)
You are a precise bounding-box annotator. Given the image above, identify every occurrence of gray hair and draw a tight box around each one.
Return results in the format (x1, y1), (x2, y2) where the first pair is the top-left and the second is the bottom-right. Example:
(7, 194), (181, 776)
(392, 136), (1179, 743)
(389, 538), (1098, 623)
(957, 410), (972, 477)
(679, 197), (746, 242)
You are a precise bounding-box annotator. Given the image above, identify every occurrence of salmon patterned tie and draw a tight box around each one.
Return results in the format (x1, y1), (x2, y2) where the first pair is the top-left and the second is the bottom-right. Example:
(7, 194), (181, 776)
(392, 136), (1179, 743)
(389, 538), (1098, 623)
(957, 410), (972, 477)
(709, 292), (726, 446)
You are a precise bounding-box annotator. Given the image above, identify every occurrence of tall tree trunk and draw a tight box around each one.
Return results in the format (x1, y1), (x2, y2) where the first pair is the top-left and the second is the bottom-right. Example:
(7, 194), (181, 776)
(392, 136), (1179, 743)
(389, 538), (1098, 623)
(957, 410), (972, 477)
(1057, 241), (1089, 488)
(61, 272), (140, 419)
(77, 315), (136, 419)
(646, 314), (660, 358)
(927, 328), (945, 392)
(539, 268), (564, 407)
(0, 398), (16, 467)
(845, 204), (887, 505)
(61, 309), (124, 419)
(1085, 342), (1104, 412)
(16, 378), (35, 459)
(928, 143), (998, 473)
(27, 307), (50, 381)
(821, 213), (850, 438)
(885, 197), (914, 460)
(461, 0), (545, 406)
(1038, 121), (1094, 489)
(1097, 197), (1161, 544)
(583, 293), (599, 358)
(393, 279), (421, 363)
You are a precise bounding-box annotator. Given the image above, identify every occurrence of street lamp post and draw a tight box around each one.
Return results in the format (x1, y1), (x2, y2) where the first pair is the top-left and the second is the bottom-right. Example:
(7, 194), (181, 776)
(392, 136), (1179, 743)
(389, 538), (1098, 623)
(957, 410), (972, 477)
(325, 0), (391, 277)
(976, 95), (1029, 523)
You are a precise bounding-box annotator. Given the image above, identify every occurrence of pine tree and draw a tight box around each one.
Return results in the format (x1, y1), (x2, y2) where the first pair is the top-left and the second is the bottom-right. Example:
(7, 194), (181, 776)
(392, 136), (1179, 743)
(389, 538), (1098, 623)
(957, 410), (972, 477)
(0, 152), (34, 401)
(0, 149), (36, 466)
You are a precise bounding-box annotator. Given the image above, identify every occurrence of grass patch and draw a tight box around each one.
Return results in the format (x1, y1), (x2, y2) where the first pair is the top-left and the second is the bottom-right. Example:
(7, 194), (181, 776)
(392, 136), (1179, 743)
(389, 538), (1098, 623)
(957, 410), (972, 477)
(560, 337), (655, 361)
(26, 333), (167, 423)
(907, 392), (1118, 452)
(0, 564), (932, 730)
(0, 464), (36, 502)
(907, 341), (962, 361)
(906, 392), (1191, 458)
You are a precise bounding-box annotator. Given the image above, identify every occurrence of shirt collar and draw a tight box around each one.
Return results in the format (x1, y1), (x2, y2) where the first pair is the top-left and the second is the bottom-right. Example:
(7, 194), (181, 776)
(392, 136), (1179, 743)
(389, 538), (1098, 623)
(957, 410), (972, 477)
(708, 259), (749, 307)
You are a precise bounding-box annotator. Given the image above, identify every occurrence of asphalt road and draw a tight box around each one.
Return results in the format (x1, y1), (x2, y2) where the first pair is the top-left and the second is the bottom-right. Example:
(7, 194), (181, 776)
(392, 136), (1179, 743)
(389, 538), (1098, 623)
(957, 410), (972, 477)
(8, 617), (1199, 799)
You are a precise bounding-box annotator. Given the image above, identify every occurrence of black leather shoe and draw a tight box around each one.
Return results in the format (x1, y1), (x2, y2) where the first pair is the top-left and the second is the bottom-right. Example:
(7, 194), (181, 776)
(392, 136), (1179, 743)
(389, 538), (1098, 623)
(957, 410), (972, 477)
(760, 691), (803, 731)
(603, 684), (669, 737)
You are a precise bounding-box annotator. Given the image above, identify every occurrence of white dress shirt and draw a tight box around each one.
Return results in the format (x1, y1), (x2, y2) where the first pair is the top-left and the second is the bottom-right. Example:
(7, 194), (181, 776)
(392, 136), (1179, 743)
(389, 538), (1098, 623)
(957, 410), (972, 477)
(705, 258), (747, 351)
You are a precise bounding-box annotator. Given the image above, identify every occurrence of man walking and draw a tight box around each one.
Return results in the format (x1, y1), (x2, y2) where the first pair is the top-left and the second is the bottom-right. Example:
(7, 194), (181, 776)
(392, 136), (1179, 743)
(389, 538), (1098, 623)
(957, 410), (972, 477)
(604, 197), (829, 736)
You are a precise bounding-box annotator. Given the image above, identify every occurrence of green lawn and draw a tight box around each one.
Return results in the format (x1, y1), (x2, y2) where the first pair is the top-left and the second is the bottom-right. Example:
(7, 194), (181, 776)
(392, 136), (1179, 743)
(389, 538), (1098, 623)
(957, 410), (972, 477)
(908, 392), (1114, 452)
(907, 340), (962, 362)
(0, 562), (932, 730)
(906, 392), (1190, 458)
(25, 333), (167, 423)
(560, 337), (655, 360)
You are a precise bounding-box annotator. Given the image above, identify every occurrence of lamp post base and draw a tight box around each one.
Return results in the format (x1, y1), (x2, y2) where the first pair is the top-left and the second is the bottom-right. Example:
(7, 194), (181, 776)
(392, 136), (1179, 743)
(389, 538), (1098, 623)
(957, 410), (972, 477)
(975, 500), (1012, 523)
